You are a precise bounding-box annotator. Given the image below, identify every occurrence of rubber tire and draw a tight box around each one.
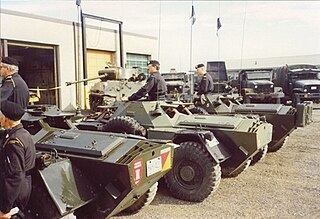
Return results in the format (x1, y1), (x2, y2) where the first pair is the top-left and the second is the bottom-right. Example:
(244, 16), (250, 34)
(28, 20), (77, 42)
(222, 159), (252, 178)
(291, 93), (301, 107)
(103, 116), (146, 136)
(124, 182), (158, 213)
(251, 145), (268, 166)
(188, 107), (208, 115)
(164, 141), (221, 202)
(244, 96), (251, 104)
(268, 136), (288, 152)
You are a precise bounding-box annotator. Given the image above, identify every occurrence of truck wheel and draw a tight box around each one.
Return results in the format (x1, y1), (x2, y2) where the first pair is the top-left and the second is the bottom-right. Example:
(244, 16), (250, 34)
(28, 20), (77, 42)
(164, 141), (221, 202)
(244, 96), (251, 103)
(188, 106), (208, 115)
(268, 136), (288, 152)
(103, 116), (146, 136)
(221, 159), (251, 178)
(291, 93), (301, 106)
(251, 145), (268, 165)
(124, 182), (158, 213)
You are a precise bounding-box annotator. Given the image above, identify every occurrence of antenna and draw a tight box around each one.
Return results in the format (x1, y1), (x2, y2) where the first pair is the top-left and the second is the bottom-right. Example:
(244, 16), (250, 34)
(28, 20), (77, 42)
(158, 1), (162, 60)
(240, 1), (247, 70)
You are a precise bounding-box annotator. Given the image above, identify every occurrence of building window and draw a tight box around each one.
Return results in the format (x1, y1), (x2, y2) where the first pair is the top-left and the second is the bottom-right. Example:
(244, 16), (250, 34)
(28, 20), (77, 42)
(126, 53), (150, 75)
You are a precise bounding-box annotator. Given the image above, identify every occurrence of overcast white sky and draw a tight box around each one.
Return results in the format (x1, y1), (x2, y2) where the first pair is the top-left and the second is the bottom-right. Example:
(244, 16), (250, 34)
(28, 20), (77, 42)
(1, 0), (320, 72)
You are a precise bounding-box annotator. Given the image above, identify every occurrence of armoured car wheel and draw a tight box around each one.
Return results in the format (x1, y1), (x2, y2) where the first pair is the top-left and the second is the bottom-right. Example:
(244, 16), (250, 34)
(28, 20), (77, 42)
(188, 106), (208, 115)
(124, 182), (158, 213)
(164, 141), (221, 202)
(103, 116), (146, 136)
(221, 159), (251, 178)
(268, 136), (288, 152)
(251, 145), (268, 166)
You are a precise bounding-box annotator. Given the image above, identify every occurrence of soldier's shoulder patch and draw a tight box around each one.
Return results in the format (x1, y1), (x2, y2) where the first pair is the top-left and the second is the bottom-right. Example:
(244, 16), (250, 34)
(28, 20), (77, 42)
(4, 76), (15, 87)
(7, 138), (24, 148)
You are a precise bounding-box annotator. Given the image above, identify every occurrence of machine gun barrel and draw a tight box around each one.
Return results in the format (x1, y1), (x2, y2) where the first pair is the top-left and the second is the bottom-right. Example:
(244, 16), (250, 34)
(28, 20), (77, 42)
(65, 73), (108, 86)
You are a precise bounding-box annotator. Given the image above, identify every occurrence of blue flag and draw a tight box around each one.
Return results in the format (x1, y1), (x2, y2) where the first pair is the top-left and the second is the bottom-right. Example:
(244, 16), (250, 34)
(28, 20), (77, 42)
(216, 17), (222, 36)
(190, 5), (196, 25)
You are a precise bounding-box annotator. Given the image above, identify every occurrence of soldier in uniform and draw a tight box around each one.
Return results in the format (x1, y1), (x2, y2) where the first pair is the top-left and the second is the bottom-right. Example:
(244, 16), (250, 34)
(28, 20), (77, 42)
(0, 100), (36, 218)
(123, 60), (167, 101)
(195, 63), (214, 95)
(0, 57), (29, 109)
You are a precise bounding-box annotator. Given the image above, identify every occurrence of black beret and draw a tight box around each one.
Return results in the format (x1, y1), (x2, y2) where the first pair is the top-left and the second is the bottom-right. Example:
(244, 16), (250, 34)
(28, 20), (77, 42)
(1, 100), (25, 121)
(148, 60), (160, 66)
(195, 64), (205, 69)
(1, 57), (19, 66)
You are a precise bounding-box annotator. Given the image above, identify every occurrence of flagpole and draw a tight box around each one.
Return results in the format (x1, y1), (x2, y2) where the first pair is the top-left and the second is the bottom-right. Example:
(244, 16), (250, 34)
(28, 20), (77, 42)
(158, 1), (162, 60)
(217, 1), (221, 60)
(190, 1), (194, 73)
(240, 1), (247, 69)
(190, 20), (193, 72)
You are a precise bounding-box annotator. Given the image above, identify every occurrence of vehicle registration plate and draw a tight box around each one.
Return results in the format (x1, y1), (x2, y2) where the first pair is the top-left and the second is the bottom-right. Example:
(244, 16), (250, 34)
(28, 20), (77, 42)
(311, 86), (317, 90)
(146, 156), (162, 176)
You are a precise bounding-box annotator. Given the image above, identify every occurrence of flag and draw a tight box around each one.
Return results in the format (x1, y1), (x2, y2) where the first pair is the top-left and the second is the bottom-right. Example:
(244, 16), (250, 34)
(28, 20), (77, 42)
(216, 17), (222, 36)
(190, 5), (196, 25)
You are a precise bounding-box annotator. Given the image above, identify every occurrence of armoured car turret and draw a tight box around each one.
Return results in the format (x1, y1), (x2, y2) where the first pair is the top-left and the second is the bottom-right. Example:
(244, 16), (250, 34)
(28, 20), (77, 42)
(66, 67), (146, 111)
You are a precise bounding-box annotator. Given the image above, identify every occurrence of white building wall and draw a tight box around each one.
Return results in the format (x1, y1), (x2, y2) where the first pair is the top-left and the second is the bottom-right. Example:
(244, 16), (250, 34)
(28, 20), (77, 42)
(124, 33), (158, 57)
(0, 9), (157, 110)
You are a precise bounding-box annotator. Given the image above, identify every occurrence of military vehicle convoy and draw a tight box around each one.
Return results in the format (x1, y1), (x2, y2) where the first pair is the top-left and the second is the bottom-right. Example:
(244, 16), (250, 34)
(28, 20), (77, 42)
(20, 108), (174, 218)
(237, 68), (285, 104)
(193, 93), (312, 153)
(76, 100), (273, 202)
(272, 64), (320, 105)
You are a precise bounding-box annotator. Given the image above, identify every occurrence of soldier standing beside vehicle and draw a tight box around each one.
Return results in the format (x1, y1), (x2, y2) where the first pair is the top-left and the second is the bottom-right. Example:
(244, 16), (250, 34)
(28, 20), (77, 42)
(0, 100), (36, 219)
(122, 60), (167, 101)
(195, 63), (214, 95)
(0, 57), (29, 109)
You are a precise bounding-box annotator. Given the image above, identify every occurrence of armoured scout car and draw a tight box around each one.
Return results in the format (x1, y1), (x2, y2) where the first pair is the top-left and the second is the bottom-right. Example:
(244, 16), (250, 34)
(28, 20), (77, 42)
(77, 101), (273, 202)
(19, 108), (174, 219)
(193, 93), (312, 153)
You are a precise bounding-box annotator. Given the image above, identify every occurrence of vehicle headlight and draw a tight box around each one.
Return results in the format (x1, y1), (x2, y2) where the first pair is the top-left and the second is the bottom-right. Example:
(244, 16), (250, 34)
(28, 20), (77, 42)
(254, 85), (258, 89)
(203, 132), (214, 141)
(270, 84), (274, 88)
(303, 88), (307, 92)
